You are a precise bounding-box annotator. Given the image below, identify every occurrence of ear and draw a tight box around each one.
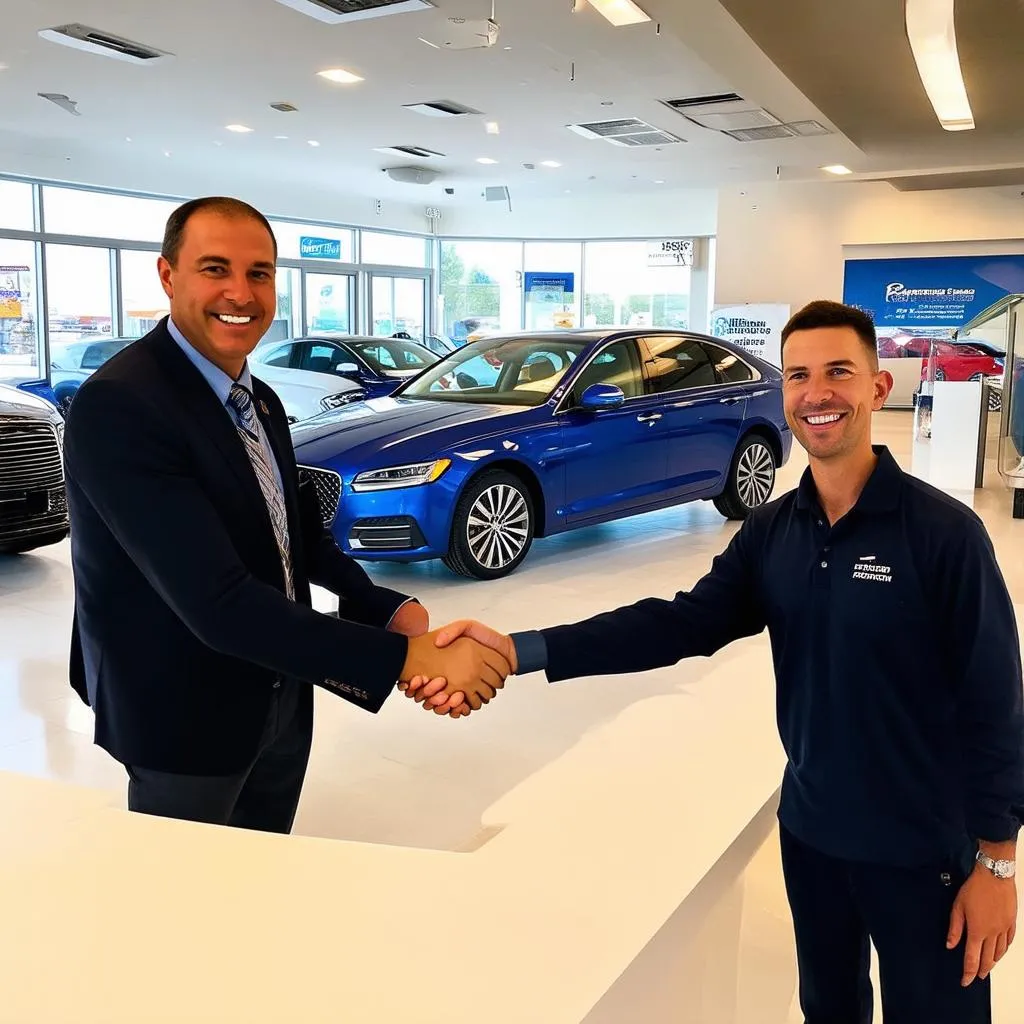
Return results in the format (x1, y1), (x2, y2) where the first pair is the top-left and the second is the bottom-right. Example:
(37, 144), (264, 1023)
(157, 256), (174, 301)
(873, 369), (894, 411)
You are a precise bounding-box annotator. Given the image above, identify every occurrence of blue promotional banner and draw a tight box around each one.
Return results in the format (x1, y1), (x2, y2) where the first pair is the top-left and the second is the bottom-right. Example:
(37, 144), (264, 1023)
(843, 255), (1024, 330)
(299, 236), (342, 260)
(524, 272), (575, 295)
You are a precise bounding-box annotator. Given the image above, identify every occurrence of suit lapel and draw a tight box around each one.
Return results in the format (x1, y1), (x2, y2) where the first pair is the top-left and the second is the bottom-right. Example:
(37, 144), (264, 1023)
(146, 324), (280, 554)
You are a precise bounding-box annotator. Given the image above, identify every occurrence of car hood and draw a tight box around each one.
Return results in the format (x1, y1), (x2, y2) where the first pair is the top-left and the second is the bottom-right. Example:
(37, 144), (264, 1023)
(0, 382), (61, 421)
(253, 364), (362, 395)
(290, 397), (536, 467)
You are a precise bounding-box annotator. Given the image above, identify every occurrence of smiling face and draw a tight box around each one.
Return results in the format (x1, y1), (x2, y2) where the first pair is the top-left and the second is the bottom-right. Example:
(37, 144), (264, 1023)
(782, 325), (893, 463)
(157, 209), (277, 378)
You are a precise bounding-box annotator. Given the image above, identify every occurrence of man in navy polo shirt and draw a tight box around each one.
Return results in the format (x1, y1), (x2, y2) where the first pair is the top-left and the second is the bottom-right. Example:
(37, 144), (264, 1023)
(412, 300), (1024, 1023)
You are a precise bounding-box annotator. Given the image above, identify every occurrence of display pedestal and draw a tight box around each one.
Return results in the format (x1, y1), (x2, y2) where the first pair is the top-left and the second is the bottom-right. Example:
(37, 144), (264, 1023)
(911, 380), (984, 504)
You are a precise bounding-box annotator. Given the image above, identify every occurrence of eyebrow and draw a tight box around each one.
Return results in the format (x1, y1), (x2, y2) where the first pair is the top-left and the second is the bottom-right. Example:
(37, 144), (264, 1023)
(784, 359), (858, 374)
(196, 255), (276, 271)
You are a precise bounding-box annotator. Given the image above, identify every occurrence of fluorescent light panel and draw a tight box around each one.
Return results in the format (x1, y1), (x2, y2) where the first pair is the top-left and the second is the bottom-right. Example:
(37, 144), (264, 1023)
(905, 0), (974, 131)
(822, 164), (853, 175)
(318, 67), (363, 85)
(587, 0), (651, 27)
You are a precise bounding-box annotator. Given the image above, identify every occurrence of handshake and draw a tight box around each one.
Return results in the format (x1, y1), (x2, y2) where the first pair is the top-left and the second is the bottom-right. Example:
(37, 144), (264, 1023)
(397, 621), (516, 719)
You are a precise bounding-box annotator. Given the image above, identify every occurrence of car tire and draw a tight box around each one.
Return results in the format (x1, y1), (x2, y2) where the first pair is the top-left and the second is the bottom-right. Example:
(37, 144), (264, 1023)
(443, 470), (535, 580)
(713, 435), (777, 521)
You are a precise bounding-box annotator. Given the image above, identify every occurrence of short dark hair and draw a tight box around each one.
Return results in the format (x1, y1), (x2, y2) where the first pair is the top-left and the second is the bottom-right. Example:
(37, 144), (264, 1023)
(161, 196), (278, 266)
(781, 300), (878, 364)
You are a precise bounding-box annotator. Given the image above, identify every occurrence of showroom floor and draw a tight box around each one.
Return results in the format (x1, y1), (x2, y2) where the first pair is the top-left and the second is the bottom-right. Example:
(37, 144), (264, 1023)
(2, 408), (1023, 1022)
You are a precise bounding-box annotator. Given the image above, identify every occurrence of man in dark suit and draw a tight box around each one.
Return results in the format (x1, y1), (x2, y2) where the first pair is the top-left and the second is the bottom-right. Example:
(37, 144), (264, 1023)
(64, 196), (508, 833)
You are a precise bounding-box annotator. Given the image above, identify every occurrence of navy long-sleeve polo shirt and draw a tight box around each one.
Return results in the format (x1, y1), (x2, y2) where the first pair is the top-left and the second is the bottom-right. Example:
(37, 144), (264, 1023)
(512, 447), (1024, 865)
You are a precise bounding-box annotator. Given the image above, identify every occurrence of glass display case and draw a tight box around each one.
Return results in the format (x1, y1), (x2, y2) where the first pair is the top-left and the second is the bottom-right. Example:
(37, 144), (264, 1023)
(955, 295), (1024, 515)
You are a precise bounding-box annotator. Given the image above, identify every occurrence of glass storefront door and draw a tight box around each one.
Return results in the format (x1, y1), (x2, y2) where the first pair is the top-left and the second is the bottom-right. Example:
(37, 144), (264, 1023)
(369, 274), (428, 341)
(0, 240), (41, 384)
(305, 272), (355, 335)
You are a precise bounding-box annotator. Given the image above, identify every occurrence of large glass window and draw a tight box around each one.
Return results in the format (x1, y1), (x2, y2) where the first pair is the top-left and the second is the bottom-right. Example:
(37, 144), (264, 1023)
(439, 240), (523, 342)
(270, 221), (355, 263)
(583, 241), (691, 330)
(120, 250), (168, 338)
(361, 231), (428, 268)
(45, 246), (114, 357)
(0, 241), (41, 383)
(371, 275), (427, 339)
(0, 180), (35, 231)
(269, 267), (300, 344)
(524, 242), (582, 331)
(42, 187), (178, 242)
(305, 273), (353, 334)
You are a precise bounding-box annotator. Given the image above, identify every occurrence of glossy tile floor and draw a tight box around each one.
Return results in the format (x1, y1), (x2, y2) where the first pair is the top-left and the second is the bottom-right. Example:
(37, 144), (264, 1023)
(2, 410), (1023, 1022)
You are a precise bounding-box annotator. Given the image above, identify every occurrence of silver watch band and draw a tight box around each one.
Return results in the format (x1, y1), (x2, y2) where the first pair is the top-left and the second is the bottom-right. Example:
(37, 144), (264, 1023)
(976, 849), (1017, 879)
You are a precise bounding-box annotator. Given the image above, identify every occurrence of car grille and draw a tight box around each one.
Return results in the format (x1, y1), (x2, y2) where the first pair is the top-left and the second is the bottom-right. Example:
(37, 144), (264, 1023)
(298, 466), (342, 526)
(0, 419), (68, 544)
(349, 516), (427, 552)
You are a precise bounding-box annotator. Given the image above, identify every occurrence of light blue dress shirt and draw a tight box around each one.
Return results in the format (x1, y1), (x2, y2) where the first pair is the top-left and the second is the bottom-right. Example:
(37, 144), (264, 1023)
(167, 318), (284, 494)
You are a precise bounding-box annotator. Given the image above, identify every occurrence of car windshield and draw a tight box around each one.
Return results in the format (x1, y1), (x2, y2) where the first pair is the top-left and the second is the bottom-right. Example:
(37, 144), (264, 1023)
(344, 338), (437, 374)
(399, 335), (591, 406)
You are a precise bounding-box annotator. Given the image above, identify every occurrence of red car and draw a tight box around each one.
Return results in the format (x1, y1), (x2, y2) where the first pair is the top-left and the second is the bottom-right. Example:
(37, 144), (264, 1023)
(915, 340), (1003, 384)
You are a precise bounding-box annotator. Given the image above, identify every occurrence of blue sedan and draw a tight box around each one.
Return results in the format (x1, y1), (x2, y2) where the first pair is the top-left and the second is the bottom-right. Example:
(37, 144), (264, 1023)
(289, 329), (792, 580)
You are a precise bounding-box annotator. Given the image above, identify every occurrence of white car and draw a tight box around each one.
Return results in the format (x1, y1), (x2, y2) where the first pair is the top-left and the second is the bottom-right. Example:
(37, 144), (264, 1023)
(251, 363), (365, 423)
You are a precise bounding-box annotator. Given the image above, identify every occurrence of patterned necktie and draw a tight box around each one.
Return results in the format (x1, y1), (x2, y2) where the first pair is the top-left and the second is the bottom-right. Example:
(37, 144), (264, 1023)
(227, 384), (295, 600)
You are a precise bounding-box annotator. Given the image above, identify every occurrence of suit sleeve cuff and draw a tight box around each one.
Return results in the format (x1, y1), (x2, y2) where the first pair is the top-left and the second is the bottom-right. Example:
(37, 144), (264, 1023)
(385, 598), (417, 630)
(510, 630), (548, 675)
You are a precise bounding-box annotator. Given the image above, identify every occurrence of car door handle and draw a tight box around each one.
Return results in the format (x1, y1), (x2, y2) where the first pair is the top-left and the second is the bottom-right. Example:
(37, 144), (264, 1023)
(719, 396), (742, 405)
(636, 412), (663, 423)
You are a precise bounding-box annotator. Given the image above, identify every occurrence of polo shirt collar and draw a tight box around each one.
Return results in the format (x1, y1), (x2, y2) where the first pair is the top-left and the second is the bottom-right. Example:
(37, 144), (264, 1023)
(796, 445), (903, 515)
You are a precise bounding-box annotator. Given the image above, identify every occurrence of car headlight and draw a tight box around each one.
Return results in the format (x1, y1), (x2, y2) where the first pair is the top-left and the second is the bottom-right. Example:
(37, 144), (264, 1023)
(321, 390), (366, 411)
(351, 459), (451, 492)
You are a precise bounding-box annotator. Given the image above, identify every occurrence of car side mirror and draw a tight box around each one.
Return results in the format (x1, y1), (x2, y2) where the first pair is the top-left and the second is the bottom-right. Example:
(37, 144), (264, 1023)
(579, 383), (625, 411)
(334, 362), (360, 375)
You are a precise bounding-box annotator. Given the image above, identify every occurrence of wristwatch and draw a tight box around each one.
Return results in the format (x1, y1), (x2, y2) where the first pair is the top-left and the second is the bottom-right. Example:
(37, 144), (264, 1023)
(976, 850), (1017, 879)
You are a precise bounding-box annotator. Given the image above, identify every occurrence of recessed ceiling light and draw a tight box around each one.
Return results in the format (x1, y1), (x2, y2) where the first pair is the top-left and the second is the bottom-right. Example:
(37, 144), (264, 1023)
(485, 121), (500, 135)
(225, 124), (253, 133)
(586, 0), (651, 28)
(307, 139), (321, 147)
(541, 160), (562, 168)
(125, 136), (132, 143)
(822, 164), (853, 175)
(317, 68), (364, 85)
(164, 151), (172, 157)
(654, 179), (665, 184)
(477, 157), (498, 165)
(274, 135), (289, 140)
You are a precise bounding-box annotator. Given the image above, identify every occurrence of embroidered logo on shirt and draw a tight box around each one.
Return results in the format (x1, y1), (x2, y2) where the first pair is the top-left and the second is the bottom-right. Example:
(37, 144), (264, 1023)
(852, 557), (892, 584)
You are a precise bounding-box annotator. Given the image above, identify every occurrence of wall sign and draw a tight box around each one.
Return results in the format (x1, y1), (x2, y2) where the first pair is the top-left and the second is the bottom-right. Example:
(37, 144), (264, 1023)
(843, 255), (1024, 330)
(299, 236), (343, 260)
(711, 304), (791, 368)
(647, 239), (694, 268)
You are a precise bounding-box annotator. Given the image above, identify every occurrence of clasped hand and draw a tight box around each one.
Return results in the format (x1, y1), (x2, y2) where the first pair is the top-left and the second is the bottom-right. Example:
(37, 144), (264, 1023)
(399, 620), (516, 718)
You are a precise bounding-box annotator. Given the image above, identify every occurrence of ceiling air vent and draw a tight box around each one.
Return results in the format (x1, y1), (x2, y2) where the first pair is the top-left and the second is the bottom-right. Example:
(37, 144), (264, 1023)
(662, 93), (783, 132)
(273, 0), (435, 24)
(724, 125), (798, 142)
(37, 24), (173, 64)
(375, 145), (446, 158)
(567, 118), (683, 147)
(786, 120), (832, 137)
(403, 100), (481, 118)
(271, 101), (299, 113)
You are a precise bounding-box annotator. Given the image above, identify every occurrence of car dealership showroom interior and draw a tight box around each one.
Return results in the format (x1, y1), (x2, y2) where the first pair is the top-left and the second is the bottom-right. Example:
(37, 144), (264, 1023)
(3, 0), (1024, 1021)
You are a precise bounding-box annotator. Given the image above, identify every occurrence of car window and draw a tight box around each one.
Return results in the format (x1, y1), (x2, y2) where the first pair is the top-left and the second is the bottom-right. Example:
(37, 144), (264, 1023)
(704, 342), (754, 384)
(642, 336), (717, 394)
(347, 339), (436, 373)
(400, 335), (592, 407)
(305, 342), (352, 375)
(570, 340), (643, 400)
(80, 339), (131, 369)
(261, 344), (295, 368)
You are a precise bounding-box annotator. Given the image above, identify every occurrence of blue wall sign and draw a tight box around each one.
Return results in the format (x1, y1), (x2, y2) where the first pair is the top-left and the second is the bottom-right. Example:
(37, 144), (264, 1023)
(299, 236), (343, 261)
(524, 272), (575, 295)
(843, 255), (1024, 330)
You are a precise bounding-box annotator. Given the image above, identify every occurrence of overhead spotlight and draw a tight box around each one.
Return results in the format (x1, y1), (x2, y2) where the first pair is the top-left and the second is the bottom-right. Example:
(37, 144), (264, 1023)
(318, 68), (364, 85)
(821, 164), (853, 175)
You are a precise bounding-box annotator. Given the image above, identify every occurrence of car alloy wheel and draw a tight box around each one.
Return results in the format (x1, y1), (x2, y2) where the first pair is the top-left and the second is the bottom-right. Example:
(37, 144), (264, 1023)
(736, 441), (775, 508)
(466, 483), (531, 571)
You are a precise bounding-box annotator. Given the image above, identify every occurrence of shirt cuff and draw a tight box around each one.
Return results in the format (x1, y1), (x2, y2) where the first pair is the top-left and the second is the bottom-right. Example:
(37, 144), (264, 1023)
(510, 630), (548, 675)
(385, 598), (417, 630)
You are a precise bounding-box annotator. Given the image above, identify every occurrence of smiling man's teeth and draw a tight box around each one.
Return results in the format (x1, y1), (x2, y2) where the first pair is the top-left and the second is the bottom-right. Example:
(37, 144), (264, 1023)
(807, 413), (842, 425)
(215, 313), (253, 325)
